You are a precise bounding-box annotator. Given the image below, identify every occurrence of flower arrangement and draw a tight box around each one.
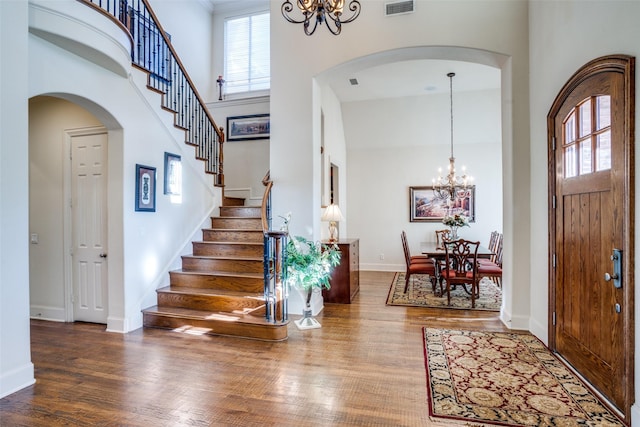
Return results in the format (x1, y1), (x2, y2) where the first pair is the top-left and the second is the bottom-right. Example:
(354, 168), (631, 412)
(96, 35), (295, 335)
(284, 236), (341, 292)
(442, 214), (470, 228)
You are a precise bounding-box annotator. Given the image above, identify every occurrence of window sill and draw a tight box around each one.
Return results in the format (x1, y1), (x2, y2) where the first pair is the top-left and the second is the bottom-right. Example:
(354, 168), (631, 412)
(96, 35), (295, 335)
(207, 94), (270, 109)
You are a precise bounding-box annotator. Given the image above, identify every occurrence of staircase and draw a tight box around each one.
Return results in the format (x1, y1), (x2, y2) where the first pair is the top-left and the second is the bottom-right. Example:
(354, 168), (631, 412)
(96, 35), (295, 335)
(142, 205), (288, 341)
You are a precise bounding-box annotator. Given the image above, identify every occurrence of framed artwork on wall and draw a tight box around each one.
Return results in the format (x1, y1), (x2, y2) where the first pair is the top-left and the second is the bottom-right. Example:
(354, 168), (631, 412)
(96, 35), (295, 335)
(135, 164), (156, 212)
(226, 114), (270, 141)
(409, 186), (475, 222)
(163, 152), (181, 196)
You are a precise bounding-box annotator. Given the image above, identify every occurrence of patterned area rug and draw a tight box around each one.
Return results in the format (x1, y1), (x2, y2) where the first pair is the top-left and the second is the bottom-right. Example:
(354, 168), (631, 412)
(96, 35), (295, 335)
(386, 273), (501, 311)
(423, 328), (625, 426)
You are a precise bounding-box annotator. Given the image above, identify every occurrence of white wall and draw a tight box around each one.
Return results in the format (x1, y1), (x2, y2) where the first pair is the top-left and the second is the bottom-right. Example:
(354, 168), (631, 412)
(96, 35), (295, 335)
(528, 1), (640, 423)
(342, 89), (502, 269)
(28, 1), (221, 332)
(0, 0), (35, 399)
(208, 2), (272, 206)
(207, 97), (270, 205)
(149, 0), (216, 102)
(317, 85), (349, 241)
(270, 0), (529, 327)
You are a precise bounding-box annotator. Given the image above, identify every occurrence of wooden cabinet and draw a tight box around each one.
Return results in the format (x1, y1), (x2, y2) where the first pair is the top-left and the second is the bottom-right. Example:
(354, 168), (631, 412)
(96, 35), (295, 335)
(322, 239), (359, 304)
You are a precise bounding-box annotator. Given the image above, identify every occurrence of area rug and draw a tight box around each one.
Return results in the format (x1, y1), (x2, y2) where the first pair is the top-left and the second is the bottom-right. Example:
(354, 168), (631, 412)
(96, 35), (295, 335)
(423, 328), (625, 426)
(386, 273), (501, 311)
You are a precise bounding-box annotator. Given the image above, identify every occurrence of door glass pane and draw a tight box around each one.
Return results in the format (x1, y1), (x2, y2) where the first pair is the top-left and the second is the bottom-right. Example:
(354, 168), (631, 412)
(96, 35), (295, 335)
(596, 96), (611, 130)
(596, 130), (611, 171)
(565, 112), (576, 143)
(565, 145), (577, 178)
(580, 140), (592, 175)
(579, 99), (592, 137)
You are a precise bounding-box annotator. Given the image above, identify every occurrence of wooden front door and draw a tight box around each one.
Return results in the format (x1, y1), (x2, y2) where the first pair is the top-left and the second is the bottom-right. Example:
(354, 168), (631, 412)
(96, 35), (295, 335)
(548, 55), (634, 420)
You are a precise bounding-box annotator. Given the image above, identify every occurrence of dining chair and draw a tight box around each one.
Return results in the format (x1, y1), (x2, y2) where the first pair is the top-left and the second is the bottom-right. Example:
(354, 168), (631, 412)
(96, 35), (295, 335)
(401, 231), (436, 293)
(441, 239), (480, 307)
(435, 229), (452, 249)
(478, 232), (503, 287)
(401, 230), (431, 263)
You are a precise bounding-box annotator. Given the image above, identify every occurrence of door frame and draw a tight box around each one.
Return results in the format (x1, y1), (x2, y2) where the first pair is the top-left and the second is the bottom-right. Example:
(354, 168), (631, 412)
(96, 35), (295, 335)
(63, 126), (108, 322)
(547, 55), (635, 420)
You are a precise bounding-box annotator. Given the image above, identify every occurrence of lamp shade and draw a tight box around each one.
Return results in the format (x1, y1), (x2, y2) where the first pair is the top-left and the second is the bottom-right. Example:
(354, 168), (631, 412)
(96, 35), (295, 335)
(321, 204), (344, 222)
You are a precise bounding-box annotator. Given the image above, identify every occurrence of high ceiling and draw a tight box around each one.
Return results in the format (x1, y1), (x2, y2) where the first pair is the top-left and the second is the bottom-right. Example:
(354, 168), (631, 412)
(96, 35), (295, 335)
(326, 59), (501, 103)
(202, 1), (501, 102)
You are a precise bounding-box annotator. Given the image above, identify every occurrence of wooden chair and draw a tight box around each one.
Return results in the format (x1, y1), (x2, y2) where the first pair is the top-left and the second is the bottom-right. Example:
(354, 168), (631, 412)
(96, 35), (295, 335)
(441, 239), (480, 307)
(435, 229), (452, 249)
(478, 232), (503, 287)
(401, 231), (436, 293)
(401, 230), (430, 263)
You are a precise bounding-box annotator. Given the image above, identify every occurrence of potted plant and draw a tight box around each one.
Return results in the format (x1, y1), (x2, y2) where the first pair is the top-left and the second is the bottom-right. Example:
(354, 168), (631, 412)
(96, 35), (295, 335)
(284, 235), (341, 329)
(442, 213), (469, 240)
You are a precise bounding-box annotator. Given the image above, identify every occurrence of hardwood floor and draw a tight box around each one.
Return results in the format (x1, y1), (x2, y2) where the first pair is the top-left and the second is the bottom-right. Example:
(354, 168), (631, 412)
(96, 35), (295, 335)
(0, 271), (510, 426)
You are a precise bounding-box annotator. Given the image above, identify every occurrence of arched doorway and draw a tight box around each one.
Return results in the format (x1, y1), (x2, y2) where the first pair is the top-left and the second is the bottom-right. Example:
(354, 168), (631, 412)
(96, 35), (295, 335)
(28, 95), (124, 330)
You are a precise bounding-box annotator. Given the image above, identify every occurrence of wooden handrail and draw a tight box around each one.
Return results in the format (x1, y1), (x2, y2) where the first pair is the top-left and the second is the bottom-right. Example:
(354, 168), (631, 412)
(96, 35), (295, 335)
(261, 179), (273, 233)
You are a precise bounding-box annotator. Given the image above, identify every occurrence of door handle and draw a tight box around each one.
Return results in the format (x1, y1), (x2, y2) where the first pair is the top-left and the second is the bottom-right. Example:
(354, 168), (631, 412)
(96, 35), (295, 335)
(99, 253), (108, 258)
(604, 248), (622, 289)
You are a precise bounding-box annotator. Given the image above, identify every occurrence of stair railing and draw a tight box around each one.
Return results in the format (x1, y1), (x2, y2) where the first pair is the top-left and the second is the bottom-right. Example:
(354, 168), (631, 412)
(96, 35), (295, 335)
(79, 0), (224, 185)
(261, 174), (289, 323)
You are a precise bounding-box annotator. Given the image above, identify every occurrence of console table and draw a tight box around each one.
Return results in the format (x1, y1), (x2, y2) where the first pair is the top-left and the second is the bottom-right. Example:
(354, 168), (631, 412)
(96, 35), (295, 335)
(322, 238), (360, 304)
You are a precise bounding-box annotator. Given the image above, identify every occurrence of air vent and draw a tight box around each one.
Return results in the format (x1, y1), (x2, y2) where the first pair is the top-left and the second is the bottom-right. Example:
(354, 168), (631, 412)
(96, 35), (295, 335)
(385, 0), (414, 16)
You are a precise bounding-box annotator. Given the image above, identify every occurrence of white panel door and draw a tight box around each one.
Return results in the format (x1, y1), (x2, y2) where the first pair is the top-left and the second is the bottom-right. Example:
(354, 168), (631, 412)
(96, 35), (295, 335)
(72, 132), (108, 323)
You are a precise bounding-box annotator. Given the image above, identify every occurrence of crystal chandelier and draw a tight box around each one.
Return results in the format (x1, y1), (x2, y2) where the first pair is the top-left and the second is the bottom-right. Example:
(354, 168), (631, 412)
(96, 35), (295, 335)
(432, 72), (473, 202)
(281, 0), (361, 36)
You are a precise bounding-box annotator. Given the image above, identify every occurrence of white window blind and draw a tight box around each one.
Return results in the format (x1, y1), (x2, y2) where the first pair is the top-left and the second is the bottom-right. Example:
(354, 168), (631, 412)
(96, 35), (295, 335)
(224, 12), (270, 95)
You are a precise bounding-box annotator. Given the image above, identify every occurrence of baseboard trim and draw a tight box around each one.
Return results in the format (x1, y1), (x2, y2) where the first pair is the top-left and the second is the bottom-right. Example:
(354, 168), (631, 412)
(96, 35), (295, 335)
(30, 305), (65, 322)
(0, 362), (35, 399)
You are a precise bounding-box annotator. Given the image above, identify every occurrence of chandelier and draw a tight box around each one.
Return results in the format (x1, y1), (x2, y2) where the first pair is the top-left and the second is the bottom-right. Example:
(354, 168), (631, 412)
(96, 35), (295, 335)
(432, 72), (473, 202)
(281, 0), (361, 36)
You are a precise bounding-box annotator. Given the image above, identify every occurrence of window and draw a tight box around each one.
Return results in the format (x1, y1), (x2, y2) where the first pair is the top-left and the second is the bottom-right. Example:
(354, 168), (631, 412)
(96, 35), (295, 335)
(224, 12), (270, 96)
(562, 95), (611, 178)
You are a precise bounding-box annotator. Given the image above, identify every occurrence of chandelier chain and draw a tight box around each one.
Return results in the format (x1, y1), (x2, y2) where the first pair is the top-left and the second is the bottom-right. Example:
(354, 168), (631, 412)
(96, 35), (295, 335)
(432, 72), (473, 203)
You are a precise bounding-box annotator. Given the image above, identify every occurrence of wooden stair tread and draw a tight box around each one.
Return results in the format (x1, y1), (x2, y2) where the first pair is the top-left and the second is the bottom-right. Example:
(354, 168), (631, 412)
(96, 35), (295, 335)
(172, 269), (263, 279)
(143, 305), (281, 326)
(184, 254), (263, 261)
(158, 286), (263, 299)
(195, 241), (263, 246)
(203, 228), (263, 232)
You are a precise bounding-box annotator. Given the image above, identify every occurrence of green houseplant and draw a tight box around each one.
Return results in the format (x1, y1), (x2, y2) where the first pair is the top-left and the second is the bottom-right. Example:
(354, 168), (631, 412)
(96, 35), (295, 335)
(284, 235), (341, 329)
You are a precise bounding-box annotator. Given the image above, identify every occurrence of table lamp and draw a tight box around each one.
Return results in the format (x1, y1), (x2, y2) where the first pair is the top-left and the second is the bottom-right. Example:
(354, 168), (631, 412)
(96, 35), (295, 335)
(321, 204), (344, 243)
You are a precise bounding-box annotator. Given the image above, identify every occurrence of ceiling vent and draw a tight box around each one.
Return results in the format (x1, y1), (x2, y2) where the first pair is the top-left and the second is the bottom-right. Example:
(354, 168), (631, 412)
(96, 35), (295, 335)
(385, 0), (414, 16)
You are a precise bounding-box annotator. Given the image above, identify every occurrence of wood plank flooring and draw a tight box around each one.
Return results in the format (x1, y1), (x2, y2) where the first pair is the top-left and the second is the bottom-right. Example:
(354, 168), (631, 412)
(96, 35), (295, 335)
(0, 271), (510, 426)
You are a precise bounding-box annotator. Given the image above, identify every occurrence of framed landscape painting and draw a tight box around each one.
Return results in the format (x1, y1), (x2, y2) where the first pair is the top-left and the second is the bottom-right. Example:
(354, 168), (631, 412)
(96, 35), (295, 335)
(226, 114), (270, 141)
(409, 186), (475, 222)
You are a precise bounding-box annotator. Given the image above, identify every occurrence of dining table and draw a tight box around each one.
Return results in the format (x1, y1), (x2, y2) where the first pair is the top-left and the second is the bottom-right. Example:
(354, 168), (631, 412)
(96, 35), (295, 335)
(420, 241), (495, 296)
(420, 241), (494, 259)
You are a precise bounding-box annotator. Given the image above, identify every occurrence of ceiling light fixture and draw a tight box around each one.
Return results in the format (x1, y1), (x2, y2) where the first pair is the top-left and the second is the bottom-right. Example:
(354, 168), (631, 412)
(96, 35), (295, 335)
(281, 0), (361, 36)
(432, 72), (473, 202)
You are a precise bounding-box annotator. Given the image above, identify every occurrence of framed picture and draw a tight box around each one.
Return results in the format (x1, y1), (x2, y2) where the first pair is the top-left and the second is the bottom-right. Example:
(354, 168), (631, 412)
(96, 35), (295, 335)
(135, 164), (156, 212)
(226, 114), (270, 141)
(163, 152), (181, 196)
(409, 186), (475, 222)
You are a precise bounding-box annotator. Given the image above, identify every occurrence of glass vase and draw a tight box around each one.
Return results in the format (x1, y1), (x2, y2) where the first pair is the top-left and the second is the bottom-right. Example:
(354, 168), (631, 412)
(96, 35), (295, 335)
(450, 226), (459, 240)
(294, 286), (322, 330)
